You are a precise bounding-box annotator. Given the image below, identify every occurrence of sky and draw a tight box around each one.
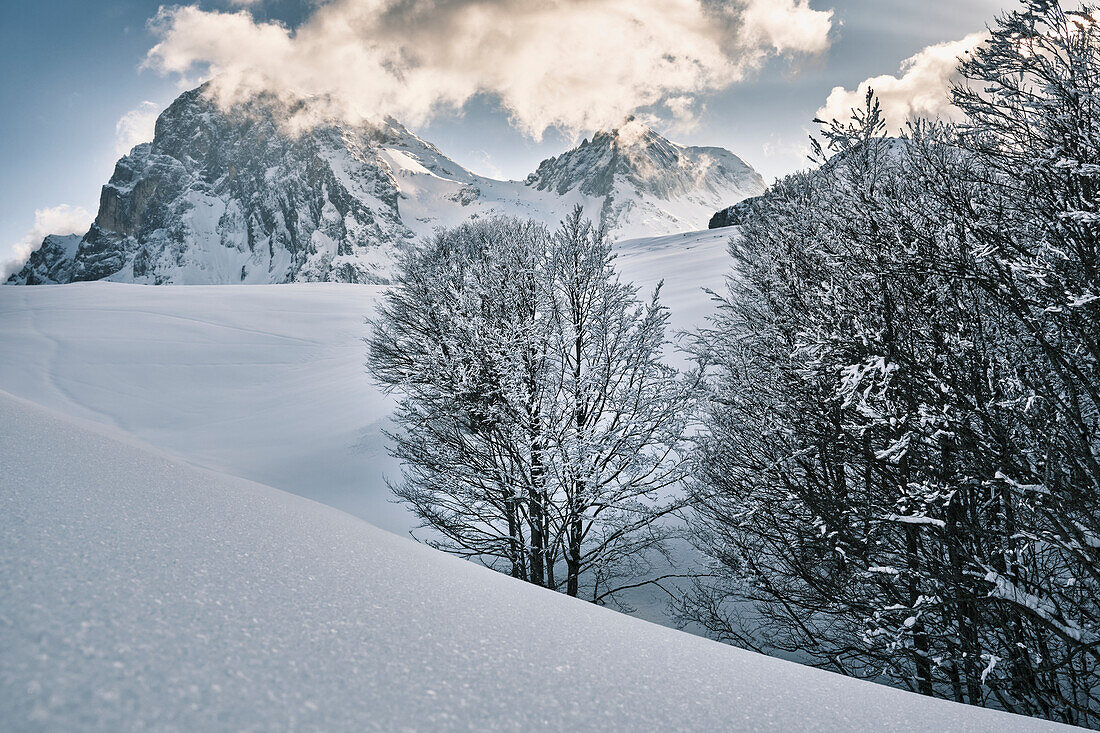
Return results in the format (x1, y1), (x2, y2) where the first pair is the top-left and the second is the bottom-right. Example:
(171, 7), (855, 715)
(1, 0), (1015, 273)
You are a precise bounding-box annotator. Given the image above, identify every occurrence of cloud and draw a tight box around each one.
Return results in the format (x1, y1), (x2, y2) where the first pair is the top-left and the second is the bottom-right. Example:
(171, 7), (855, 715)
(2, 205), (92, 280)
(762, 133), (811, 162)
(816, 32), (987, 129)
(740, 0), (834, 55)
(663, 95), (703, 132)
(115, 101), (163, 156)
(144, 0), (834, 138)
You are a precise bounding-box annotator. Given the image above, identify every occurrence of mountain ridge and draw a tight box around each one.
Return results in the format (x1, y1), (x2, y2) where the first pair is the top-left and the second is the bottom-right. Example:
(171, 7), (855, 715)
(8, 87), (764, 286)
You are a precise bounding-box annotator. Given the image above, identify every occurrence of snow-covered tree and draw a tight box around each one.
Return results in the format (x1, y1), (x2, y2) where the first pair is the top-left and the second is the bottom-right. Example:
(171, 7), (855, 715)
(544, 209), (694, 599)
(368, 209), (692, 601)
(368, 217), (555, 582)
(684, 3), (1100, 723)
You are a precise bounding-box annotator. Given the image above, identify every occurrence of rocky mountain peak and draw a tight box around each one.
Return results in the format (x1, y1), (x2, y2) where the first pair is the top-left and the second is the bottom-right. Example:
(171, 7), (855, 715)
(9, 86), (765, 286)
(523, 118), (765, 235)
(525, 118), (764, 204)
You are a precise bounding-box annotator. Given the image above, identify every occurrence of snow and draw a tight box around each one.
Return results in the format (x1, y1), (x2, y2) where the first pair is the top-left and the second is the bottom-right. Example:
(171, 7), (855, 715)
(0, 390), (1070, 731)
(882, 513), (947, 529)
(375, 143), (597, 242)
(982, 571), (1086, 643)
(0, 282), (407, 533)
(0, 229), (733, 534)
(615, 228), (735, 347)
(369, 122), (763, 246)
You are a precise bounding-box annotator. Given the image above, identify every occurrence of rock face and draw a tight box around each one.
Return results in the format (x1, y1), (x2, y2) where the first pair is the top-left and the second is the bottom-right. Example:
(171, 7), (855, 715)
(9, 90), (765, 285)
(12, 88), (415, 285)
(13, 235), (83, 285)
(708, 195), (764, 229)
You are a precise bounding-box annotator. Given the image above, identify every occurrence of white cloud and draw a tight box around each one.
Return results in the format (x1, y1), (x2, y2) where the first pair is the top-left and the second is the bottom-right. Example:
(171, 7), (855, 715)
(144, 0), (834, 138)
(816, 32), (987, 130)
(740, 0), (834, 55)
(663, 95), (703, 132)
(762, 133), (811, 161)
(2, 205), (92, 280)
(115, 101), (163, 156)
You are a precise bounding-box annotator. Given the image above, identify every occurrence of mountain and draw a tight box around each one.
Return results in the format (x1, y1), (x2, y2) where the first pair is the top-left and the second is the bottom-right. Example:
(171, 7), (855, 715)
(14, 234), (83, 284)
(527, 117), (764, 236)
(15, 88), (422, 286)
(8, 87), (764, 286)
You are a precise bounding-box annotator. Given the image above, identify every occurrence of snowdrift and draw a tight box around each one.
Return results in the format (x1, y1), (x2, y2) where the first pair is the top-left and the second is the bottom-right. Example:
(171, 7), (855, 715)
(0, 391), (1069, 731)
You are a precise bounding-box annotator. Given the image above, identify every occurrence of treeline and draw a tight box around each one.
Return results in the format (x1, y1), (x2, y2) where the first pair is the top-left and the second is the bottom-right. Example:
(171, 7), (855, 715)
(367, 0), (1100, 726)
(683, 1), (1100, 725)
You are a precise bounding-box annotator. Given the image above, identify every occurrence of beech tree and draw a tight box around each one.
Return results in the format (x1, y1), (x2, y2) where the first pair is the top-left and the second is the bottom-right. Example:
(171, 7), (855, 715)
(368, 209), (692, 601)
(683, 2), (1100, 725)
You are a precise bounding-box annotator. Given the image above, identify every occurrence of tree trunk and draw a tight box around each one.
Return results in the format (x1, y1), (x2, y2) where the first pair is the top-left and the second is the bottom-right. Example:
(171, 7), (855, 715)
(566, 516), (583, 597)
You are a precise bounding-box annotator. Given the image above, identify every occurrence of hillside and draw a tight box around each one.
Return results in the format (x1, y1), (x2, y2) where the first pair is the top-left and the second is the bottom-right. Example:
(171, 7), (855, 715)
(0, 389), (1069, 731)
(0, 229), (733, 535)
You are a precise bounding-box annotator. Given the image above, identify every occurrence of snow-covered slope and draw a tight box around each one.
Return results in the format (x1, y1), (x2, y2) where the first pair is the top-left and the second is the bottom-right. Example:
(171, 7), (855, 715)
(0, 230), (731, 534)
(0, 281), (407, 531)
(615, 228), (736, 343)
(0, 389), (1068, 731)
(7, 87), (762, 286)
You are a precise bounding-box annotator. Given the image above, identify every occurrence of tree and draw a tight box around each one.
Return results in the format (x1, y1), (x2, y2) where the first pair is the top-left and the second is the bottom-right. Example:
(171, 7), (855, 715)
(368, 217), (554, 582)
(682, 2), (1100, 725)
(368, 209), (693, 602)
(943, 1), (1100, 716)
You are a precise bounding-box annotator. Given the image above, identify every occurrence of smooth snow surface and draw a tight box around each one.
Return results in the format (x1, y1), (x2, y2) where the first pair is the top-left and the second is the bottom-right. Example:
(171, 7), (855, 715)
(0, 281), (408, 533)
(0, 229), (731, 532)
(0, 391), (1070, 732)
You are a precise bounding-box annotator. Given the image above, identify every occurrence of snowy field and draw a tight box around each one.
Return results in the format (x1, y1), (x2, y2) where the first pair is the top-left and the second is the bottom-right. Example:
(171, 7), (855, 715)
(4, 227), (1067, 729)
(0, 390), (1070, 731)
(0, 229), (731, 533)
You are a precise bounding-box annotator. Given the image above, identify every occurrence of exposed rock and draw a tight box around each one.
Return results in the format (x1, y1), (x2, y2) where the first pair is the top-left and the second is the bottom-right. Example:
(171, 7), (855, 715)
(527, 117), (765, 234)
(7, 235), (82, 285)
(708, 195), (764, 229)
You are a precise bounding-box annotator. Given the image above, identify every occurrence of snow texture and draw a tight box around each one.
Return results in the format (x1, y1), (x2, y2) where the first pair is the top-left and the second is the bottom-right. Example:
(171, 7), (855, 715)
(0, 390), (1071, 731)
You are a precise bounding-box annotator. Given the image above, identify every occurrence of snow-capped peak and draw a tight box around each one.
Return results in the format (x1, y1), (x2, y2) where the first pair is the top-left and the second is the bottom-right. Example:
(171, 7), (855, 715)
(525, 118), (765, 236)
(8, 88), (765, 286)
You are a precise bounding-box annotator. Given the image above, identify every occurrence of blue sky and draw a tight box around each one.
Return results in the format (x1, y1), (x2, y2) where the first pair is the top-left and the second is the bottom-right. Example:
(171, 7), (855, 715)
(1, 0), (1013, 268)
